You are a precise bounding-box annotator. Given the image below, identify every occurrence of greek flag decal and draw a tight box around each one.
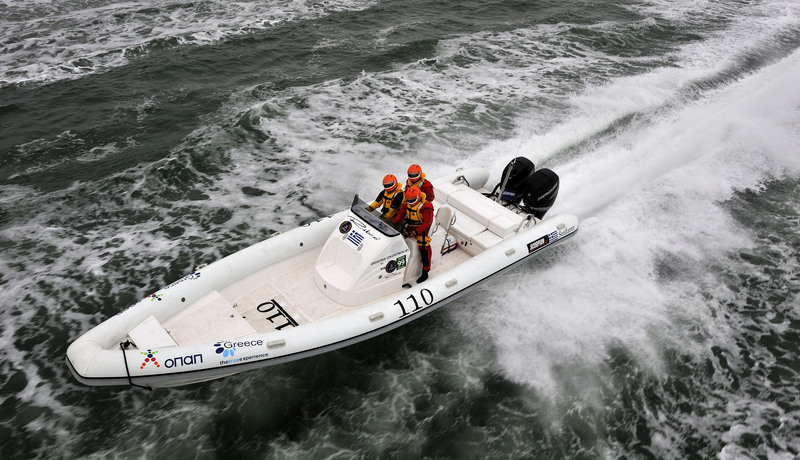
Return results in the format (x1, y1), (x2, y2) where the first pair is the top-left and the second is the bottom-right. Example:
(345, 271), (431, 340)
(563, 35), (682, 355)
(347, 231), (364, 246)
(548, 230), (559, 243)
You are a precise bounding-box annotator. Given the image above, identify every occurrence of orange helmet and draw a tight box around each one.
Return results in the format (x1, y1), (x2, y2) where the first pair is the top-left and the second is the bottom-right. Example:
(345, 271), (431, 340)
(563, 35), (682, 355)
(407, 164), (422, 180)
(405, 186), (422, 206)
(383, 174), (398, 191)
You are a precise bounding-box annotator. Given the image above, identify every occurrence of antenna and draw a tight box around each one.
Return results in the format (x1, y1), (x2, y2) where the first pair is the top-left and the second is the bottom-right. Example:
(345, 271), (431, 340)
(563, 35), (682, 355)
(494, 157), (516, 203)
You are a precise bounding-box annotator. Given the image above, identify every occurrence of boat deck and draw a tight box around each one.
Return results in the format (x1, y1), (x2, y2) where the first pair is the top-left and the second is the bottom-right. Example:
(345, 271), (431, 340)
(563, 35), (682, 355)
(158, 183), (531, 347)
(160, 242), (472, 346)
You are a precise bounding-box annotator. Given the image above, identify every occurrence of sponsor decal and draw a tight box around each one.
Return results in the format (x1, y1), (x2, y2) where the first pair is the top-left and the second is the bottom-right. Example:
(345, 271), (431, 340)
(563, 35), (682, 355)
(219, 353), (270, 366)
(347, 231), (364, 246)
(163, 272), (201, 290)
(339, 221), (352, 234)
(527, 235), (549, 253)
(349, 218), (382, 240)
(372, 251), (409, 267)
(538, 183), (558, 201)
(214, 339), (268, 366)
(147, 272), (203, 302)
(214, 342), (235, 358)
(164, 354), (203, 368)
(140, 349), (160, 369)
(559, 225), (577, 237)
(384, 255), (407, 273)
(214, 339), (264, 358)
(372, 255), (389, 266)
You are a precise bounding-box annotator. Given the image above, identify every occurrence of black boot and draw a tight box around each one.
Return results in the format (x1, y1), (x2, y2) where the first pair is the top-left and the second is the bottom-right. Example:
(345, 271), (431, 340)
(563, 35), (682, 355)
(417, 245), (431, 284)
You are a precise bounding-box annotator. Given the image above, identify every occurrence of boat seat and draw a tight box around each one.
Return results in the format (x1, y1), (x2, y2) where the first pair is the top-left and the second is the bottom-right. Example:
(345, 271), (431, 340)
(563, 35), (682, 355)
(451, 225), (505, 255)
(474, 229), (505, 249)
(433, 181), (530, 255)
(433, 205), (456, 234)
(447, 209), (489, 255)
(449, 209), (485, 241)
(444, 185), (523, 237)
(433, 182), (459, 203)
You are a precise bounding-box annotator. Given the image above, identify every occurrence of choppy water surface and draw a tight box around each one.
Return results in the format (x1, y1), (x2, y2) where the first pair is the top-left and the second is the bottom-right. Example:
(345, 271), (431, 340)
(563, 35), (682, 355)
(1, 0), (799, 458)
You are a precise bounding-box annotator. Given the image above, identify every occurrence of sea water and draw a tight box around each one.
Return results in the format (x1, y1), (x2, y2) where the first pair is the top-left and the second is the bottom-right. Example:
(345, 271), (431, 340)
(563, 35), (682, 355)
(1, 0), (799, 457)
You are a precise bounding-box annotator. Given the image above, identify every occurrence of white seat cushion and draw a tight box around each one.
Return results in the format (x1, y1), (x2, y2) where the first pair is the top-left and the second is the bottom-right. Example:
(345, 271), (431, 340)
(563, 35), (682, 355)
(449, 210), (485, 240)
(446, 187), (495, 226)
(472, 229), (504, 250)
(434, 182), (459, 203)
(488, 213), (521, 237)
(445, 185), (523, 230)
(434, 183), (525, 247)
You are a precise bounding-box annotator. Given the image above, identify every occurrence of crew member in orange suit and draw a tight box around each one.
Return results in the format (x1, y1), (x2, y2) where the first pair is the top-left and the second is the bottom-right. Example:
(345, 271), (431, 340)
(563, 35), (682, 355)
(366, 174), (404, 222)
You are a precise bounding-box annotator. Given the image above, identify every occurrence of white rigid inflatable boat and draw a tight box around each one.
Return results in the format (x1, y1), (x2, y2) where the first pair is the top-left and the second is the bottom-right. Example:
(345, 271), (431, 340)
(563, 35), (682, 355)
(66, 167), (579, 388)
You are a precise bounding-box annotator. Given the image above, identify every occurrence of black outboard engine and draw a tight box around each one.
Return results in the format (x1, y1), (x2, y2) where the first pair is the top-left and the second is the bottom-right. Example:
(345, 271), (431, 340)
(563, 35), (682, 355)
(521, 167), (559, 219)
(492, 156), (534, 204)
(494, 157), (559, 219)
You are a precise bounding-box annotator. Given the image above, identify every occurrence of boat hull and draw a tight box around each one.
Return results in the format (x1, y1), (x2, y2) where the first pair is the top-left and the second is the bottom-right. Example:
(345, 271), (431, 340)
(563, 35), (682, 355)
(66, 168), (578, 388)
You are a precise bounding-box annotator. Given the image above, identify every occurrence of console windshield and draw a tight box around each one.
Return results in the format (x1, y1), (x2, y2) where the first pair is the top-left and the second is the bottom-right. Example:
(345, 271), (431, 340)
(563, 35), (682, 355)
(350, 195), (401, 237)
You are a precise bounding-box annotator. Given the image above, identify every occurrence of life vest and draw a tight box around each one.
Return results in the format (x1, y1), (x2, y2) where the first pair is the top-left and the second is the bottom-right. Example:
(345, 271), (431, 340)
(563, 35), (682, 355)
(377, 187), (402, 213)
(406, 172), (425, 189)
(405, 200), (433, 228)
(406, 173), (435, 201)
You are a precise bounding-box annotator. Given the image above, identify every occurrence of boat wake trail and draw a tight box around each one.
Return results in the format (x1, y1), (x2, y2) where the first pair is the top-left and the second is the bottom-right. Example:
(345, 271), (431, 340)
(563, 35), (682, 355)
(456, 49), (800, 402)
(560, 48), (800, 221)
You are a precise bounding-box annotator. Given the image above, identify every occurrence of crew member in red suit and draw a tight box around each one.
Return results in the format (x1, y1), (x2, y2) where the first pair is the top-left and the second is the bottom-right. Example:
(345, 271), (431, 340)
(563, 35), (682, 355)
(405, 164), (435, 202)
(394, 186), (434, 283)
